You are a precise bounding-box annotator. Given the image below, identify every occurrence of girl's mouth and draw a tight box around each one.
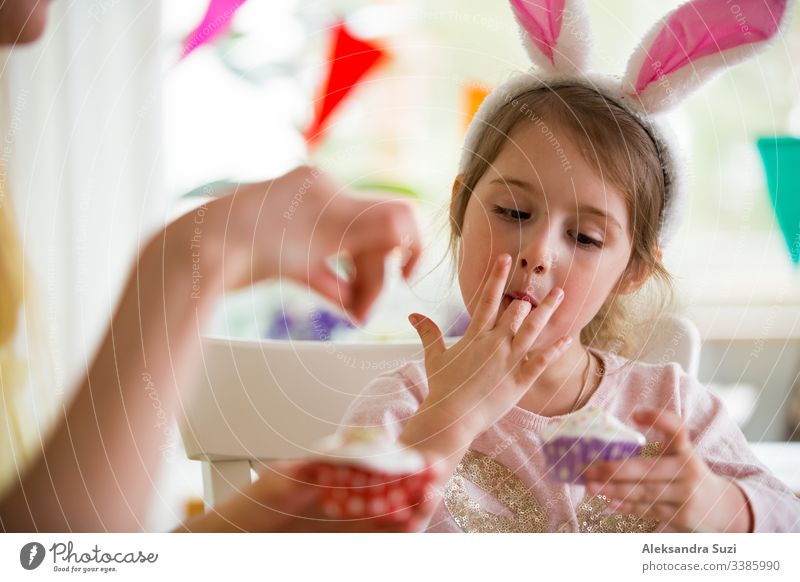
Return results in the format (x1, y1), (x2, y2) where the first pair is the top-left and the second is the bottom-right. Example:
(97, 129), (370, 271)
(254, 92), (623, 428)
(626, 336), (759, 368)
(502, 292), (539, 310)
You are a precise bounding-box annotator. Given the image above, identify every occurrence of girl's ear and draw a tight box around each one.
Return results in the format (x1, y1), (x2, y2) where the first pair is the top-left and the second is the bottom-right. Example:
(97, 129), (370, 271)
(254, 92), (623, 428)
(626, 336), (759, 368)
(509, 0), (592, 74)
(622, 0), (790, 114)
(617, 258), (651, 295)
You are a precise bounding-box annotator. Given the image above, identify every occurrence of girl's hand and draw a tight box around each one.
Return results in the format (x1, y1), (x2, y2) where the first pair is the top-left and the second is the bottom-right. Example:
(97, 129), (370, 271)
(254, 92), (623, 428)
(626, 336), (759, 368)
(582, 409), (753, 532)
(405, 253), (572, 452)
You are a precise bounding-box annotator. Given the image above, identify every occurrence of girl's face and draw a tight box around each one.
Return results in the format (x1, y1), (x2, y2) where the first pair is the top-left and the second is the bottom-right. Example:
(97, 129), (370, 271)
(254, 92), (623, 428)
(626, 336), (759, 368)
(457, 119), (636, 348)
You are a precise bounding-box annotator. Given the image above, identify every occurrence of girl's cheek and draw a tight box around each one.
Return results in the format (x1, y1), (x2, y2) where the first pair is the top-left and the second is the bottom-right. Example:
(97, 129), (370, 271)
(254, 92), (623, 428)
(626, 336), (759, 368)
(458, 260), (487, 316)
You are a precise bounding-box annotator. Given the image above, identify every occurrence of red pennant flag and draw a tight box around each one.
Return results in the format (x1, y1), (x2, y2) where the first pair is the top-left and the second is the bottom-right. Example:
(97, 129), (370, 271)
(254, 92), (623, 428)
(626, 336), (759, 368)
(305, 21), (387, 148)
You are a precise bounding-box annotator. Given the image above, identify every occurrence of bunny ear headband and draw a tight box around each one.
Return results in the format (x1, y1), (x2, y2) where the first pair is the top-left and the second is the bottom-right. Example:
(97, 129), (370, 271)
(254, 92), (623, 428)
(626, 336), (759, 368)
(460, 0), (791, 247)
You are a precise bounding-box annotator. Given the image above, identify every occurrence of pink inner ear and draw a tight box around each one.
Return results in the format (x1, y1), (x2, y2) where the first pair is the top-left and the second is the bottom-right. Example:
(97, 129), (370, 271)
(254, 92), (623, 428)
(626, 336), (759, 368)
(510, 0), (566, 65)
(635, 0), (787, 94)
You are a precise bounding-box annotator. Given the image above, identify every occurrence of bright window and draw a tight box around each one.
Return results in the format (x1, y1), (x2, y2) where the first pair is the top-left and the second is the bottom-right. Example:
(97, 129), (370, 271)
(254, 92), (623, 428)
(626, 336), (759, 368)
(163, 0), (800, 343)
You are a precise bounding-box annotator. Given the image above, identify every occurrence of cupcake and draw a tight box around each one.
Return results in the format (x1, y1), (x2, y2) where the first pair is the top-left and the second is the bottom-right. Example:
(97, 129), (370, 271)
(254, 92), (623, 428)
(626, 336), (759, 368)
(304, 427), (434, 521)
(539, 407), (646, 484)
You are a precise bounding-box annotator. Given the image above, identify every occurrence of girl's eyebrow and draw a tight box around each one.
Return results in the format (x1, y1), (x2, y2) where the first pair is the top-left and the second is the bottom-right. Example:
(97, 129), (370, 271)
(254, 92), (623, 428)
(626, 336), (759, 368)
(489, 176), (623, 232)
(489, 176), (536, 191)
(578, 204), (623, 232)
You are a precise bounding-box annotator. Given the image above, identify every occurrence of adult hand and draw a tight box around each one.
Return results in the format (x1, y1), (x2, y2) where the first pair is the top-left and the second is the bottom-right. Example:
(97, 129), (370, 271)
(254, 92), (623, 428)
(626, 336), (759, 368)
(180, 459), (440, 533)
(189, 166), (422, 323)
(582, 409), (753, 532)
(0, 164), (423, 532)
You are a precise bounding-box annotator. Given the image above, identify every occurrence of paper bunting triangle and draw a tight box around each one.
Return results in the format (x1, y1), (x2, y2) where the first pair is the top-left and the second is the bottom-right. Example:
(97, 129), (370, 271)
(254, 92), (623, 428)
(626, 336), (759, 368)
(305, 21), (387, 148)
(757, 137), (800, 266)
(181, 0), (250, 59)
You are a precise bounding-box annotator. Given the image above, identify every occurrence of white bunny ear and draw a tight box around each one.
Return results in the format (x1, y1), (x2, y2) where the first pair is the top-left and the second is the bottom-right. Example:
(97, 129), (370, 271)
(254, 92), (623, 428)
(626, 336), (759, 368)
(510, 0), (592, 74)
(623, 0), (790, 114)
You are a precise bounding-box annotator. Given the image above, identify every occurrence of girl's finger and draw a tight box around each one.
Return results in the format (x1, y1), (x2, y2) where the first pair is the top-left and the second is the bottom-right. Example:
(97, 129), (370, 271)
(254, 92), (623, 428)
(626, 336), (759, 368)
(466, 254), (511, 335)
(409, 313), (446, 364)
(632, 408), (692, 455)
(519, 336), (572, 380)
(587, 479), (685, 505)
(583, 456), (690, 483)
(606, 498), (674, 525)
(495, 299), (532, 335)
(511, 287), (564, 354)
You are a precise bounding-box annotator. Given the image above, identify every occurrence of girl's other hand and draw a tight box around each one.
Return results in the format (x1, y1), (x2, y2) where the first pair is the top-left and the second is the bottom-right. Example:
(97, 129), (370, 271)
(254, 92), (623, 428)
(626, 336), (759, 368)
(405, 253), (572, 453)
(582, 408), (753, 532)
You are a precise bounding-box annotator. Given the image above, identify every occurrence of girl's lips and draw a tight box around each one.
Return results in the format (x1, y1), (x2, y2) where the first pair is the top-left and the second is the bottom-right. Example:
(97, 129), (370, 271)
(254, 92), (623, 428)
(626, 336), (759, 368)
(504, 292), (539, 309)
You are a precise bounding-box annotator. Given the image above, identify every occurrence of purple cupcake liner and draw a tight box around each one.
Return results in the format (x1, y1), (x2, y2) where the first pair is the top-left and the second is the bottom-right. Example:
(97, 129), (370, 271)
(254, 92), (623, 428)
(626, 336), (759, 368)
(543, 436), (643, 484)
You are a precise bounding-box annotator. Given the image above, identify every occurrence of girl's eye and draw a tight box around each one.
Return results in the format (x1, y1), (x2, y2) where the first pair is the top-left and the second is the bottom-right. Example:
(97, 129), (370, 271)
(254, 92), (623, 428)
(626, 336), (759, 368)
(492, 205), (530, 221)
(570, 230), (603, 249)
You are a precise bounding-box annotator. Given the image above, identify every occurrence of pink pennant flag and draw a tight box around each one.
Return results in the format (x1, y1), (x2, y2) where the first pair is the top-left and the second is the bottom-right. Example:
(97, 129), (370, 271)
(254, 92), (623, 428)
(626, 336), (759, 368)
(181, 0), (250, 59)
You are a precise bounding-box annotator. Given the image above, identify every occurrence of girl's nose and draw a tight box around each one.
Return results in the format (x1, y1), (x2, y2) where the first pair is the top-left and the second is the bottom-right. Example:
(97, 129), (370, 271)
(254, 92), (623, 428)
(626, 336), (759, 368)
(518, 221), (555, 275)
(520, 258), (546, 274)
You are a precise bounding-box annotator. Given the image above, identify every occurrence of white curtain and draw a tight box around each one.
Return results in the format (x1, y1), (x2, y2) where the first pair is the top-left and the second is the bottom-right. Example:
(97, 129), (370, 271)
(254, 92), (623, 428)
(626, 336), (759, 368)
(2, 0), (164, 394)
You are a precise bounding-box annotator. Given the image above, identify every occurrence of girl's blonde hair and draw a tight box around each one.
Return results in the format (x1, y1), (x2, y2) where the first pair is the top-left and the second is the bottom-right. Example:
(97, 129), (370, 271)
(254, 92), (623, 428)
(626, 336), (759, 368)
(450, 84), (673, 359)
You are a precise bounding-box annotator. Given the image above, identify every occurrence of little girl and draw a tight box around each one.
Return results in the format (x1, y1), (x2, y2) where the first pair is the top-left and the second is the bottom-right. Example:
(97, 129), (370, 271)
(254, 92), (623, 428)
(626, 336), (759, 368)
(339, 0), (800, 532)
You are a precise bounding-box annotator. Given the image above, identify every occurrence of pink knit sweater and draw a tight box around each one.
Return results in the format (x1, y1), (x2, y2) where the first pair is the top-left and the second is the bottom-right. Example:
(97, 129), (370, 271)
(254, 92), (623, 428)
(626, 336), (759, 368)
(340, 348), (800, 532)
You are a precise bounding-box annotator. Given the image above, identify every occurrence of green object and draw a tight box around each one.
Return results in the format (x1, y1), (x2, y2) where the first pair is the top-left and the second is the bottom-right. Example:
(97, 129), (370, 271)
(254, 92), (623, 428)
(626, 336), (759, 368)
(757, 137), (800, 266)
(352, 181), (421, 199)
(180, 179), (237, 199)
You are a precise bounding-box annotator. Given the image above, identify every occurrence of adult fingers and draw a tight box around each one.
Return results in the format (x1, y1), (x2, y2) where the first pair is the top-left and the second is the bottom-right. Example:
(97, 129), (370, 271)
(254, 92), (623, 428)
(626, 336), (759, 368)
(347, 199), (422, 281)
(512, 287), (564, 355)
(409, 313), (446, 366)
(402, 238), (422, 280)
(467, 254), (511, 335)
(377, 461), (440, 532)
(394, 206), (423, 280)
(304, 262), (353, 314)
(230, 463), (323, 532)
(349, 250), (386, 323)
(283, 511), (409, 533)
